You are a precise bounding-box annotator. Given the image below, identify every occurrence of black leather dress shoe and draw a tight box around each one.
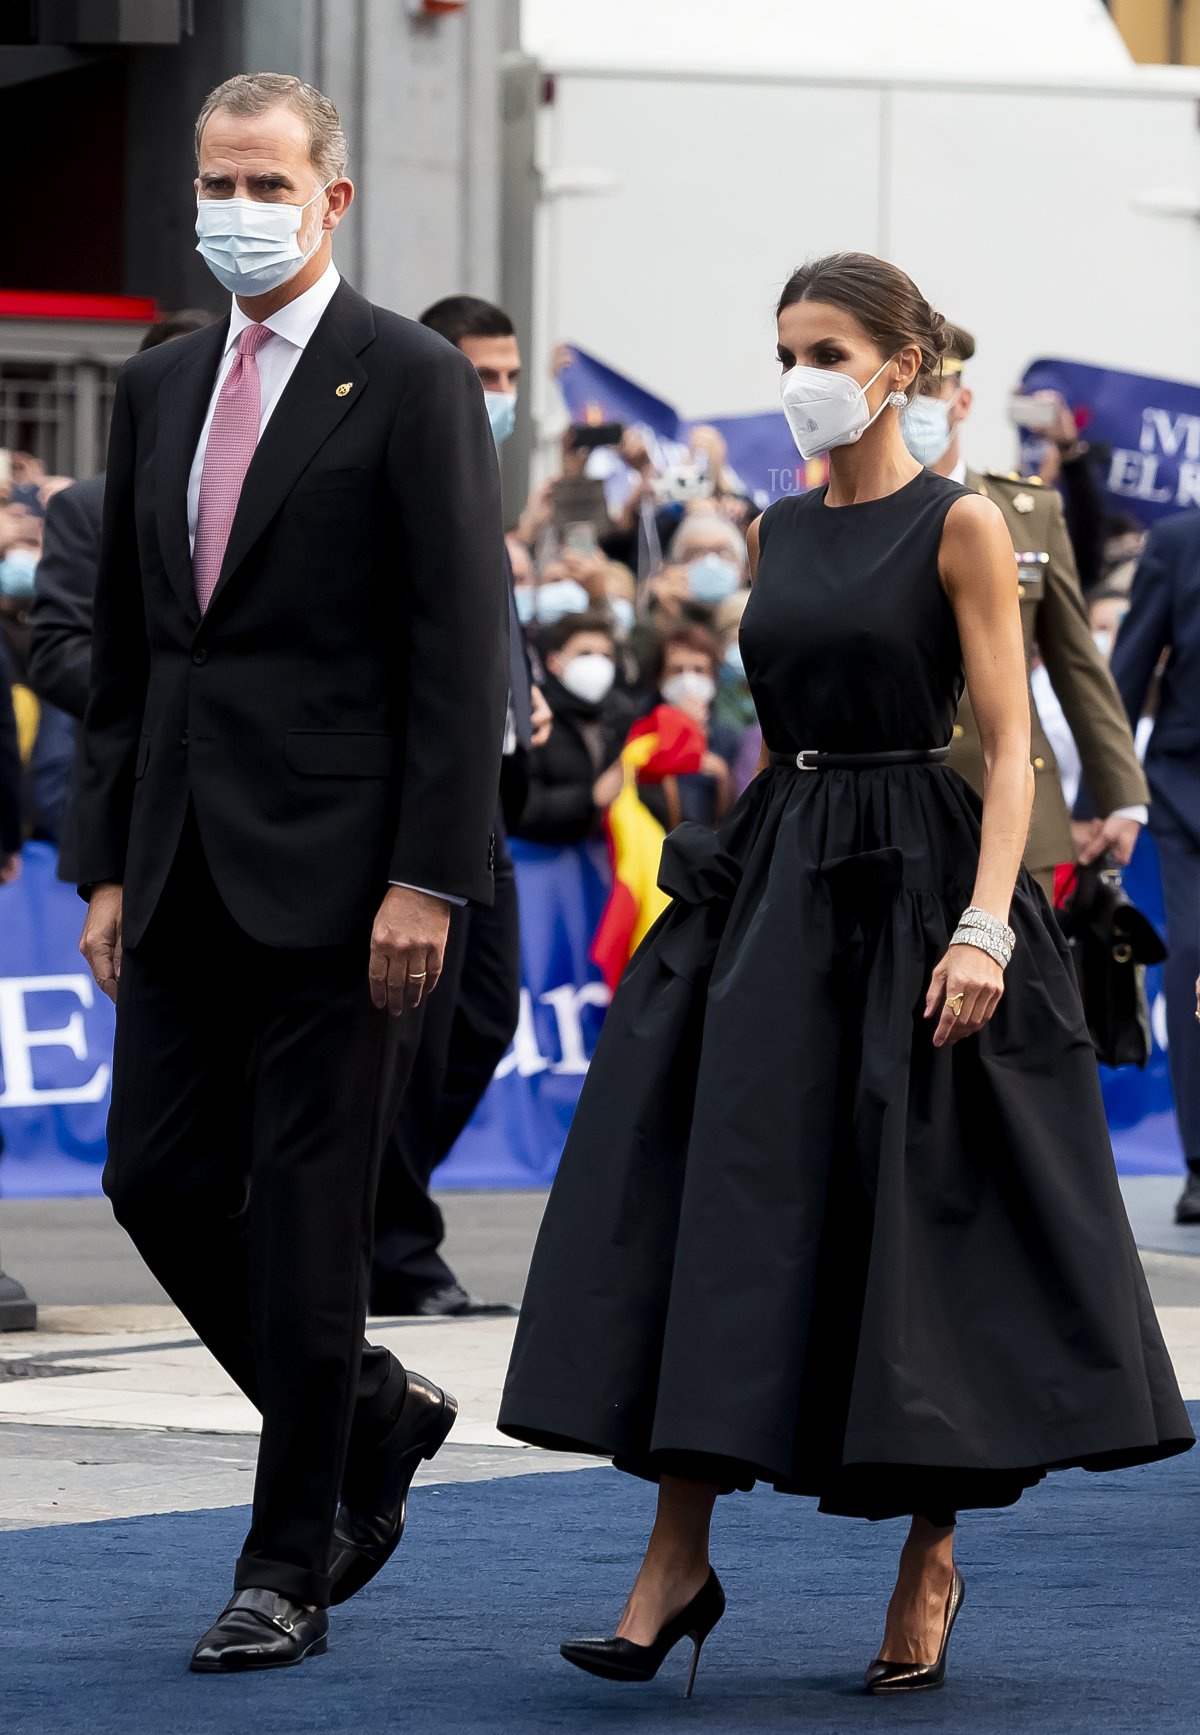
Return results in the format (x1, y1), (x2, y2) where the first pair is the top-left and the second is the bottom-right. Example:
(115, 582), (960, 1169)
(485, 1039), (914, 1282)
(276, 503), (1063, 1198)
(189, 1589), (328, 1673)
(376, 1282), (518, 1319)
(329, 1370), (458, 1605)
(1176, 1173), (1200, 1224)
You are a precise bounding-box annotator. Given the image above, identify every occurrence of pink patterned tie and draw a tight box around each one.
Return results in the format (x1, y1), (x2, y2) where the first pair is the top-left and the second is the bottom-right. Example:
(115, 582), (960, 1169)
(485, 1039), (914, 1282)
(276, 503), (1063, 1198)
(192, 322), (272, 614)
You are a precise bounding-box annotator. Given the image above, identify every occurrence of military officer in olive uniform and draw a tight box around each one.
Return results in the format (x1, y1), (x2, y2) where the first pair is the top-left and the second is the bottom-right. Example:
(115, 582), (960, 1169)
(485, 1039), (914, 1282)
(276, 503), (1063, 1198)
(901, 324), (1148, 897)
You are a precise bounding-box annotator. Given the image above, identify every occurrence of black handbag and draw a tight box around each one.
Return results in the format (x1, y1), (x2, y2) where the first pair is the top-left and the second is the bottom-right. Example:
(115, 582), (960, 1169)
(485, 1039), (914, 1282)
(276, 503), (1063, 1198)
(1057, 856), (1168, 1069)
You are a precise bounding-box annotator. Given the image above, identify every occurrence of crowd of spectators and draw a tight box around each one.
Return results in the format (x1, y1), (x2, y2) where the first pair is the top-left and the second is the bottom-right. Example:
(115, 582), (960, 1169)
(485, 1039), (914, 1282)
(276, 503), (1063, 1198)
(0, 355), (1172, 891)
(0, 449), (76, 877)
(506, 421), (763, 851)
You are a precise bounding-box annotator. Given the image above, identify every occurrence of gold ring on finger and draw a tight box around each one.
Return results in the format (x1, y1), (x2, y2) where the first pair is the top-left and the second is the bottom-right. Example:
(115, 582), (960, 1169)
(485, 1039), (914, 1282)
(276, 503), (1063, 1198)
(410, 971), (427, 981)
(946, 992), (965, 1017)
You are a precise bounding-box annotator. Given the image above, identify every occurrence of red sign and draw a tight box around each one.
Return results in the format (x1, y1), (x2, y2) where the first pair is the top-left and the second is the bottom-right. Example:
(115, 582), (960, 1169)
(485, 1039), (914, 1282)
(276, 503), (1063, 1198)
(0, 290), (158, 322)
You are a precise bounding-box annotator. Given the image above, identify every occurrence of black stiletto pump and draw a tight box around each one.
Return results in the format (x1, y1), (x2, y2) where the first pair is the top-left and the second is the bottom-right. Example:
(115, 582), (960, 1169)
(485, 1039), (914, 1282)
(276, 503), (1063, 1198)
(864, 1567), (965, 1695)
(560, 1569), (725, 1698)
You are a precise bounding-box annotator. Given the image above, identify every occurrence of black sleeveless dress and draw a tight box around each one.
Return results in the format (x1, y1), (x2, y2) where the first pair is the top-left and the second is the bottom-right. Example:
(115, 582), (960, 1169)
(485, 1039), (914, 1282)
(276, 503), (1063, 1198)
(499, 470), (1191, 1519)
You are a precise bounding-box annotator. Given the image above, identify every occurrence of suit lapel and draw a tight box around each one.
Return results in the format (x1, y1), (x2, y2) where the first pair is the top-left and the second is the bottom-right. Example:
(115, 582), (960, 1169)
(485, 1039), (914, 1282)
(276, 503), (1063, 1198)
(200, 283), (375, 621)
(154, 318), (229, 618)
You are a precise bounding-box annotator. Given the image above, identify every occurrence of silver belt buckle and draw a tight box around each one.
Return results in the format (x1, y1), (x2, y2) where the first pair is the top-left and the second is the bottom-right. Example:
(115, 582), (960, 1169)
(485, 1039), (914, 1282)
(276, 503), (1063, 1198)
(795, 749), (818, 771)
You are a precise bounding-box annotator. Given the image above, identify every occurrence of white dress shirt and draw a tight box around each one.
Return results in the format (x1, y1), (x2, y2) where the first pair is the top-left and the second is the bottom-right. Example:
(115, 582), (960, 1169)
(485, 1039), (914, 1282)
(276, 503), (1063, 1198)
(187, 262), (343, 551)
(187, 261), (464, 905)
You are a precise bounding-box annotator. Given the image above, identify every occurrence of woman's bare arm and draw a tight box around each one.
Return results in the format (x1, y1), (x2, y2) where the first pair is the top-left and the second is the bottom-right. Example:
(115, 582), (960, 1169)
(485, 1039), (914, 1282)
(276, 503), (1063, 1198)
(925, 492), (1034, 1047)
(746, 514), (762, 582)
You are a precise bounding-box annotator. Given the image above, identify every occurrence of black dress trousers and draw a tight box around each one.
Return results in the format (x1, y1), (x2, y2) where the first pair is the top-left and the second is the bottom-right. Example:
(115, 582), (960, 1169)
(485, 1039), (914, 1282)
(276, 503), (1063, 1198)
(1151, 810), (1200, 1171)
(104, 812), (422, 1606)
(372, 814), (521, 1304)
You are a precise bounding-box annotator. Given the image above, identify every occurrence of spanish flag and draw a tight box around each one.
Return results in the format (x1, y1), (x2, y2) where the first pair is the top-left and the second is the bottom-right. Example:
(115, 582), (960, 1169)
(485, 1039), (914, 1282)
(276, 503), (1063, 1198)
(591, 704), (707, 991)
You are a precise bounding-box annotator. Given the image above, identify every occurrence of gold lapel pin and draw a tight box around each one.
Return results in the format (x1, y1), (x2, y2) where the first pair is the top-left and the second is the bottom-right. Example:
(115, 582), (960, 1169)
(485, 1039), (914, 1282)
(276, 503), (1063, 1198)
(336, 381), (353, 398)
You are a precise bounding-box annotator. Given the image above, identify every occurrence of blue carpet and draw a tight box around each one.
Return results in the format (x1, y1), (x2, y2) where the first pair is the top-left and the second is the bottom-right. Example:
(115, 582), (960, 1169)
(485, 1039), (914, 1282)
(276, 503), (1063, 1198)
(3, 1427), (1199, 1735)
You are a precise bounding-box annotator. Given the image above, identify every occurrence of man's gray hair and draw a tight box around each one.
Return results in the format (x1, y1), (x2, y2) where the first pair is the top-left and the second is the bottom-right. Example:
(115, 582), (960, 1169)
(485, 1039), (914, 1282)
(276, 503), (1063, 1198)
(668, 513), (748, 570)
(195, 73), (349, 183)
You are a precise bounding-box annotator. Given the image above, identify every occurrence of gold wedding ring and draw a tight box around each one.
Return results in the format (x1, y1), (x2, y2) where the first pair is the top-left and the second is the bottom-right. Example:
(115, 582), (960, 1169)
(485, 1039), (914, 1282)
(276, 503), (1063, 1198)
(946, 992), (965, 1017)
(410, 970), (427, 981)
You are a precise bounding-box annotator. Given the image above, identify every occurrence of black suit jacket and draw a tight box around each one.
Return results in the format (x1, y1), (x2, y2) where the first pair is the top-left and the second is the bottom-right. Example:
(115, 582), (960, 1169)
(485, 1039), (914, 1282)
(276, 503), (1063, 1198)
(29, 472), (106, 722)
(1109, 509), (1200, 847)
(29, 471), (105, 883)
(77, 280), (509, 949)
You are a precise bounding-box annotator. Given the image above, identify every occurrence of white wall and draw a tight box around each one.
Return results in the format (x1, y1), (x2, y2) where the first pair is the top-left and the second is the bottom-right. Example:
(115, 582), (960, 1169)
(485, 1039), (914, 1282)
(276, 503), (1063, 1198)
(311, 0), (503, 317)
(523, 0), (1132, 79)
(535, 68), (1200, 467)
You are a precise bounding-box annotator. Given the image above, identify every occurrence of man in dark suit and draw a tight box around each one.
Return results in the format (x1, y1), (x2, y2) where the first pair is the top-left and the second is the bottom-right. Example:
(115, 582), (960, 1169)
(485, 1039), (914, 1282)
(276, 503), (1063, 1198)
(371, 293), (550, 1319)
(76, 74), (508, 1670)
(1107, 511), (1200, 1224)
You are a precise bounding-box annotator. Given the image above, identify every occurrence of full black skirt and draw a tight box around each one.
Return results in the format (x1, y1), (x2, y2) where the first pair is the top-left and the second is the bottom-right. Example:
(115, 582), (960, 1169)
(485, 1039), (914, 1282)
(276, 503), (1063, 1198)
(498, 763), (1192, 1518)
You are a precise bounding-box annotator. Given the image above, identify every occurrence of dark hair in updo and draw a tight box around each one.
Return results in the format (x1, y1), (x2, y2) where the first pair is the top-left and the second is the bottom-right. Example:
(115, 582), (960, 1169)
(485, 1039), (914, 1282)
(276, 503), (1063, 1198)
(776, 252), (950, 391)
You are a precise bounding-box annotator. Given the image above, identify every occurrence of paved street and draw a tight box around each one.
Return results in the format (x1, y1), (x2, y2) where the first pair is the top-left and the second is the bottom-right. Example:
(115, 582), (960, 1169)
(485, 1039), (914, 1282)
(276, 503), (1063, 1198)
(2, 1187), (547, 1309)
(3, 1180), (1200, 1535)
(0, 1189), (560, 1531)
(3, 1180), (1200, 1734)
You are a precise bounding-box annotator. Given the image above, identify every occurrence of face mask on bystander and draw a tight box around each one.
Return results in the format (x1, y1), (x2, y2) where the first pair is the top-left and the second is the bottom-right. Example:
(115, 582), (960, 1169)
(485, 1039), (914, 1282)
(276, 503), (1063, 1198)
(662, 669), (716, 709)
(485, 390), (518, 446)
(559, 652), (616, 705)
(0, 547), (38, 601)
(535, 579), (590, 623)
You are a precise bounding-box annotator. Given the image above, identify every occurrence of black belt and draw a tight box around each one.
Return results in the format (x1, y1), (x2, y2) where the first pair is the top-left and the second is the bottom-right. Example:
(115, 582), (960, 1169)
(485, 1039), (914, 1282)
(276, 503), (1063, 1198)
(769, 747), (951, 771)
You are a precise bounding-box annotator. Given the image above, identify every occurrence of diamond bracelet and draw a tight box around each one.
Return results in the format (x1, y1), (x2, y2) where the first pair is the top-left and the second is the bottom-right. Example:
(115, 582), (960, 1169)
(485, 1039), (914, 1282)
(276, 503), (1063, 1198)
(950, 905), (1015, 970)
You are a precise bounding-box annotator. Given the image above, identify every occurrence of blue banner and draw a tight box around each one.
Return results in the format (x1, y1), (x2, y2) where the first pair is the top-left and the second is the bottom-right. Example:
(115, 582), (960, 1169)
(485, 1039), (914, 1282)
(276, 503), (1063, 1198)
(0, 843), (115, 1195)
(1021, 357), (1200, 527)
(435, 837), (611, 1187)
(0, 834), (1182, 1194)
(0, 838), (612, 1197)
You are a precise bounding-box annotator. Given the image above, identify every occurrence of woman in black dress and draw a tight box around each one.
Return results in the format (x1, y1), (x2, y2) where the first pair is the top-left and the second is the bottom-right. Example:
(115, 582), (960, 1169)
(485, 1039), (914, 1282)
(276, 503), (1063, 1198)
(498, 253), (1191, 1696)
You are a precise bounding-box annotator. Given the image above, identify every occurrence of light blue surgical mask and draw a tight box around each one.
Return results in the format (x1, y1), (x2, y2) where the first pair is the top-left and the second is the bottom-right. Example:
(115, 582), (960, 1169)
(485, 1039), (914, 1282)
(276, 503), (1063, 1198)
(485, 389), (517, 446)
(514, 586), (536, 624)
(0, 547), (38, 600)
(688, 552), (740, 606)
(900, 393), (955, 467)
(535, 578), (590, 623)
(195, 180), (332, 296)
(609, 596), (636, 632)
(722, 641), (745, 679)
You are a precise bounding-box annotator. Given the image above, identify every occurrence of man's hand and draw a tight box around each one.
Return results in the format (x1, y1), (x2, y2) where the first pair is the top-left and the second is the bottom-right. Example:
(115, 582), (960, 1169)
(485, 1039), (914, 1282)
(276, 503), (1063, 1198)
(0, 851), (20, 885)
(369, 886), (450, 1017)
(688, 423), (729, 489)
(80, 883), (124, 1003)
(515, 478), (554, 548)
(1074, 814), (1141, 867)
(562, 546), (608, 601)
(530, 684), (553, 748)
(618, 428), (655, 476)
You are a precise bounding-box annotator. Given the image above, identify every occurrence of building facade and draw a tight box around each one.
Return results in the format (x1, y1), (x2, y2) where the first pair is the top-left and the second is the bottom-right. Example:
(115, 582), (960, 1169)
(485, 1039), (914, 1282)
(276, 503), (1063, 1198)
(0, 0), (515, 475)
